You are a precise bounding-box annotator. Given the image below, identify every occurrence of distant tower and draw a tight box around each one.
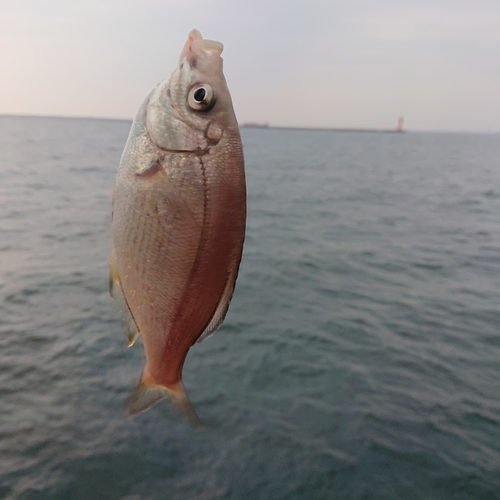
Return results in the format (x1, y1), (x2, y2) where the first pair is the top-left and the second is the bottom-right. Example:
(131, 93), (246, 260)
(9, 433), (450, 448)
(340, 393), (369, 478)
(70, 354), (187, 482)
(396, 117), (404, 132)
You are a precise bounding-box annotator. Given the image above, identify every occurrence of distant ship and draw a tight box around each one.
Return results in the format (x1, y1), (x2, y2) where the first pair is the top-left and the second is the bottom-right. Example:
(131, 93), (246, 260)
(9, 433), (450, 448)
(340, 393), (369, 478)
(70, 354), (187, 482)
(239, 119), (406, 133)
(240, 122), (269, 129)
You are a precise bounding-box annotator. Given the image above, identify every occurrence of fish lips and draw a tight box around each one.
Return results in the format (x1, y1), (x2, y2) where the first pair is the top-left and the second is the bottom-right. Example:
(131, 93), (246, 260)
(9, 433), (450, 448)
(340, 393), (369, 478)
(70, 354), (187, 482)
(179, 29), (224, 68)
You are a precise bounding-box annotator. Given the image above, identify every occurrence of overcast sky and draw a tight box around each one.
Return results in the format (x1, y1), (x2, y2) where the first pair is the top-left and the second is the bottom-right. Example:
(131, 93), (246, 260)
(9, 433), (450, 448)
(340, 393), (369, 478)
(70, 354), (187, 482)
(1, 0), (499, 132)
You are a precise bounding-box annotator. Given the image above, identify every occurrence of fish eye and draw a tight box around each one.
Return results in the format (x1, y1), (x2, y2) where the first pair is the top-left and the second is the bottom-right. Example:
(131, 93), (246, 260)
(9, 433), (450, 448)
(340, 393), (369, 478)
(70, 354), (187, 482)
(188, 84), (216, 112)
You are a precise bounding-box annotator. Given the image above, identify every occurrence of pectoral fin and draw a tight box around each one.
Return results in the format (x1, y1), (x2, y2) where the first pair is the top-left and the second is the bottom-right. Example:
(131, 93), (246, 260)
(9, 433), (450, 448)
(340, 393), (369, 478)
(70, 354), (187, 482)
(109, 249), (140, 347)
(135, 157), (162, 177)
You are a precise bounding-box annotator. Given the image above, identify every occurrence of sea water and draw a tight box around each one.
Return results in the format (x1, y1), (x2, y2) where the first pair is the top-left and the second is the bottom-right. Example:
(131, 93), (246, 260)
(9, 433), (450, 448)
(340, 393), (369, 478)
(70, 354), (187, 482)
(0, 115), (499, 499)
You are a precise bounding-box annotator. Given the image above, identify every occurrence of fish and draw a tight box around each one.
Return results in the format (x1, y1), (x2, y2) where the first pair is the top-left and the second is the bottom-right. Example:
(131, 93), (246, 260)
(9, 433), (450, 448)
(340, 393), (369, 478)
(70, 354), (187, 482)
(110, 29), (246, 425)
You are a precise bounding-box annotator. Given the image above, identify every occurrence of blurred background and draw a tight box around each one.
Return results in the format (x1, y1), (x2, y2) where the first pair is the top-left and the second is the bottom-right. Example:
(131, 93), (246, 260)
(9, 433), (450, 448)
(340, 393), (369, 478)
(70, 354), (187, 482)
(1, 0), (499, 132)
(1, 2), (500, 499)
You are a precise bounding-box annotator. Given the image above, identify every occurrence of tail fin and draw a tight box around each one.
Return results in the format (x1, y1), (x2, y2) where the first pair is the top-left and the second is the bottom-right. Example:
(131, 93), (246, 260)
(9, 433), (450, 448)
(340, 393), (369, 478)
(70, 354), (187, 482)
(125, 377), (202, 428)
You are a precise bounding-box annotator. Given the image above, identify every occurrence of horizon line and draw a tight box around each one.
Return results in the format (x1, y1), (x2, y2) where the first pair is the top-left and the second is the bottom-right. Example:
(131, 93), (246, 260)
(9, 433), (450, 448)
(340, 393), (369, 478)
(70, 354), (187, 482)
(1, 113), (499, 135)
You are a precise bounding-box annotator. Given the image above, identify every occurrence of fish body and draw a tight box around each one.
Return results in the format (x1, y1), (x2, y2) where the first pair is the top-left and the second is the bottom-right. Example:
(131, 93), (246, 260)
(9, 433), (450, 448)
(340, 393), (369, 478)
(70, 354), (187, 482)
(110, 30), (246, 423)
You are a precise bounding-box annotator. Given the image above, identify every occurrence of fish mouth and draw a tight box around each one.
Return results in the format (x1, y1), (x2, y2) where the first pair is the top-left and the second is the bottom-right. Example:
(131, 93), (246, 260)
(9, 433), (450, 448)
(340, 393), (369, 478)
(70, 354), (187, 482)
(179, 29), (223, 67)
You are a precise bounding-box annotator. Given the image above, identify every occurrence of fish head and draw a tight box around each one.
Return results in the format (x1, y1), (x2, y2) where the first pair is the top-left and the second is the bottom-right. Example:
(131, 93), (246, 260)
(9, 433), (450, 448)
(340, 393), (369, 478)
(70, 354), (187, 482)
(146, 29), (239, 153)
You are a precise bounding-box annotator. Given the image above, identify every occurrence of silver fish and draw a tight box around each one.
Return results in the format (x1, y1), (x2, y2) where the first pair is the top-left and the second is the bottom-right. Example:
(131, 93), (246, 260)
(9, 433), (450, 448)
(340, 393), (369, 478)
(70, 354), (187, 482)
(110, 29), (246, 425)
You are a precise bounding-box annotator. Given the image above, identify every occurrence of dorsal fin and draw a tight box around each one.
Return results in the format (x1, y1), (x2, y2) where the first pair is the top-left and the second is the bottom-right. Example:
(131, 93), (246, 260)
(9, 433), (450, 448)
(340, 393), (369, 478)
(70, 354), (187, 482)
(109, 249), (140, 347)
(196, 267), (238, 344)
